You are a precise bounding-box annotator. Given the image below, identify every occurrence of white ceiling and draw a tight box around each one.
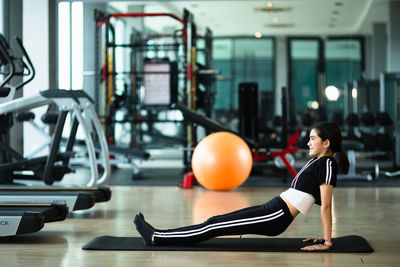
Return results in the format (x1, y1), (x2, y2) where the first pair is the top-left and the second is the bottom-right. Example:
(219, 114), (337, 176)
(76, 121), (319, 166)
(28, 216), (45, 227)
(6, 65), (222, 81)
(107, 0), (394, 37)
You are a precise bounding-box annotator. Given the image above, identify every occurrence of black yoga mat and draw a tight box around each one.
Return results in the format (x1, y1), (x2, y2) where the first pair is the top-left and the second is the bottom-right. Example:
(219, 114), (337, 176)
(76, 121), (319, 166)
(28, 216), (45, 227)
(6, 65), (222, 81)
(82, 235), (373, 253)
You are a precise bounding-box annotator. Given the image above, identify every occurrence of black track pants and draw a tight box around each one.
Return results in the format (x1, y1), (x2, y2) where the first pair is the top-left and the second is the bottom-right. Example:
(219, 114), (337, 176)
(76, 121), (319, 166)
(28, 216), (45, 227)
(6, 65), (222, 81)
(153, 196), (294, 245)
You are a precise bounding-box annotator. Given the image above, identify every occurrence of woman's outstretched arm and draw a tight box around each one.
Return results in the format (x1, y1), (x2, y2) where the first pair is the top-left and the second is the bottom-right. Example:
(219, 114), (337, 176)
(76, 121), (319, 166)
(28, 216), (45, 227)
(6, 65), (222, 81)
(301, 184), (333, 251)
(320, 184), (333, 244)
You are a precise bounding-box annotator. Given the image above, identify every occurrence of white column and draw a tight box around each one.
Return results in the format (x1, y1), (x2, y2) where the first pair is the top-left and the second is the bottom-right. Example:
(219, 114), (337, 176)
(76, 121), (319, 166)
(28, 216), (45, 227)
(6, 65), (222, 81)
(275, 36), (287, 116)
(22, 0), (49, 156)
(0, 0), (3, 33)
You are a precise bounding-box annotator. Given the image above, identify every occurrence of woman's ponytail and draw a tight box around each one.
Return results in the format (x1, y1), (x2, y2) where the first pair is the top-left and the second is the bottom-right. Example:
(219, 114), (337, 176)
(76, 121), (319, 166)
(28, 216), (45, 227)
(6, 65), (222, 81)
(336, 151), (350, 174)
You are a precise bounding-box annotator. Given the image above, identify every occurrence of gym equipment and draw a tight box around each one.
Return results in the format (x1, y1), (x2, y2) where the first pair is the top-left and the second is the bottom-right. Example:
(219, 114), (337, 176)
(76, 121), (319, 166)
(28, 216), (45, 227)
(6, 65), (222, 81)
(94, 10), (186, 145)
(0, 90), (107, 186)
(175, 87), (299, 188)
(338, 140), (375, 181)
(0, 186), (111, 210)
(0, 211), (44, 236)
(360, 112), (377, 151)
(94, 9), (215, 175)
(0, 35), (113, 222)
(353, 79), (380, 115)
(0, 202), (68, 237)
(0, 203), (68, 223)
(374, 112), (394, 151)
(82, 235), (373, 253)
(338, 113), (376, 181)
(142, 59), (178, 107)
(0, 35), (110, 187)
(0, 34), (34, 104)
(191, 132), (253, 191)
(379, 72), (400, 121)
(238, 82), (258, 141)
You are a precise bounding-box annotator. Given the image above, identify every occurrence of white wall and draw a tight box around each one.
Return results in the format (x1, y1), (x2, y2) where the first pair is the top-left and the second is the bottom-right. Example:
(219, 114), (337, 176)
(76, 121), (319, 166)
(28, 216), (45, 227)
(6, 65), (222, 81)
(23, 0), (49, 156)
(0, 0), (3, 33)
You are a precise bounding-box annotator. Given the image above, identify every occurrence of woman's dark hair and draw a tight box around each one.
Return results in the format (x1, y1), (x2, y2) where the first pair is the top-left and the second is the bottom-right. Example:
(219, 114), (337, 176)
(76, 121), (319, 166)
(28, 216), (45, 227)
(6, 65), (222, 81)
(312, 121), (350, 174)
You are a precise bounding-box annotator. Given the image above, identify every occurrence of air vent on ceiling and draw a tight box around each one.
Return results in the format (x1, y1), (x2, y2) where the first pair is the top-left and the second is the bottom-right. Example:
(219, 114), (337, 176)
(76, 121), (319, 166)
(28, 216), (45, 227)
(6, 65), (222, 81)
(264, 23), (294, 28)
(254, 7), (292, 12)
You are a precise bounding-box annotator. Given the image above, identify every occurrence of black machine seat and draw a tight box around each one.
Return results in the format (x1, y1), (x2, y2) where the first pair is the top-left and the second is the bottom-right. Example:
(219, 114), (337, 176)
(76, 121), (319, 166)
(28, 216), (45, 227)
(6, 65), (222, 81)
(342, 140), (364, 151)
(255, 137), (281, 149)
(338, 139), (373, 181)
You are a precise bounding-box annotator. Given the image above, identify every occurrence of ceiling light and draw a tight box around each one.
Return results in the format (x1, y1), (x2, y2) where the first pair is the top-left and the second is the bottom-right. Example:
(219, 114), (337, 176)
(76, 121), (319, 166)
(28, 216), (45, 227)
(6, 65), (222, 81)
(266, 2), (274, 8)
(254, 32), (263, 38)
(325, 86), (340, 101)
(272, 17), (279, 23)
(352, 88), (358, 99)
(307, 101), (319, 110)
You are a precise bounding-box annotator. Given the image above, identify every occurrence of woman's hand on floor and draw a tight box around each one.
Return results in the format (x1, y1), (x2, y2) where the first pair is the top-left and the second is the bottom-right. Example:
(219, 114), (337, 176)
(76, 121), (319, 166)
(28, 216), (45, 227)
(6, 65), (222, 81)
(301, 243), (331, 251)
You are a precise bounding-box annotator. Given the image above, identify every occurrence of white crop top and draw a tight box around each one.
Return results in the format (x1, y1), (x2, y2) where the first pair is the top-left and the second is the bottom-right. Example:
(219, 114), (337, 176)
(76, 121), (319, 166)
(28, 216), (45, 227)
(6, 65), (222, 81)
(280, 188), (315, 214)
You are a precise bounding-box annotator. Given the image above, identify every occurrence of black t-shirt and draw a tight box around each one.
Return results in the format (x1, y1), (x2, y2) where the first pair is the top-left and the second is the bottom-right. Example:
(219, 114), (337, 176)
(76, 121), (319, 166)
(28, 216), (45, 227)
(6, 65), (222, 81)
(290, 156), (337, 205)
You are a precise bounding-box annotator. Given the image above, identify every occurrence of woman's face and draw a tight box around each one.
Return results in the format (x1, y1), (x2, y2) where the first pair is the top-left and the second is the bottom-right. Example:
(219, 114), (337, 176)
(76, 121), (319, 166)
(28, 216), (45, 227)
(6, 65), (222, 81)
(307, 129), (330, 158)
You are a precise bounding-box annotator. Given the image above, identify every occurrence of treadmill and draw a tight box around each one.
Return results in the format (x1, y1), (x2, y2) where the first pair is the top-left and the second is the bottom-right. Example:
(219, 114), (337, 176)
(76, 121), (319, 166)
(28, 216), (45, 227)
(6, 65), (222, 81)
(0, 203), (68, 223)
(0, 203), (68, 237)
(0, 211), (44, 237)
(0, 35), (112, 212)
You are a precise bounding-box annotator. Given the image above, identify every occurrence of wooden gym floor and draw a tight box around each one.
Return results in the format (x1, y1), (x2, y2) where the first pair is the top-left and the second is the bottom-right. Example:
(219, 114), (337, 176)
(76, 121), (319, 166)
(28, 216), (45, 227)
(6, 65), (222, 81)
(1, 185), (399, 267)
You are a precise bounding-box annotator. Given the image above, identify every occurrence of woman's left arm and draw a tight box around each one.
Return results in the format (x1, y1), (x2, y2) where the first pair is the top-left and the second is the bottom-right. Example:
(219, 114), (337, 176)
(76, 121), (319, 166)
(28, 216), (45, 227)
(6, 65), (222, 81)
(320, 184), (333, 246)
(301, 184), (333, 251)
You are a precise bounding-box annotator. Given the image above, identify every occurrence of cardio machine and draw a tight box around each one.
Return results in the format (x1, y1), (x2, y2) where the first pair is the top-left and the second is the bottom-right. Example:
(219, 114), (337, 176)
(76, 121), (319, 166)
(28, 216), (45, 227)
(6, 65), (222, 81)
(0, 35), (111, 236)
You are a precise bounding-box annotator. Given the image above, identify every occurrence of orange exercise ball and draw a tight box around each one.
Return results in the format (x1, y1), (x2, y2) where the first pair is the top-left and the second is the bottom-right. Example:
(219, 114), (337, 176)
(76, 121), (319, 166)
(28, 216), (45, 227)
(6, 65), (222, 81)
(191, 132), (253, 191)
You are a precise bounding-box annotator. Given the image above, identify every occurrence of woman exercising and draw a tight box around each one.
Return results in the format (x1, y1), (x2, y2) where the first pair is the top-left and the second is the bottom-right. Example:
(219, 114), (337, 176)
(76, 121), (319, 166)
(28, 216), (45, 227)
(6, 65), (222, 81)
(134, 122), (349, 251)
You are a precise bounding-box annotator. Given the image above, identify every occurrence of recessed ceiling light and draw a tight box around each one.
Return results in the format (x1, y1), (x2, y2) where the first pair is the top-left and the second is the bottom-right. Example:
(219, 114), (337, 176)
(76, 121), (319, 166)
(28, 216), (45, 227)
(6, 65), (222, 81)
(266, 2), (274, 8)
(255, 32), (263, 38)
(272, 17), (279, 23)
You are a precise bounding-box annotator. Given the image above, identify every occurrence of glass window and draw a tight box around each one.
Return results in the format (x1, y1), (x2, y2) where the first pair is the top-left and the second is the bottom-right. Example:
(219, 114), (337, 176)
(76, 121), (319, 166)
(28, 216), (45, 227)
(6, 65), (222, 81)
(288, 37), (363, 122)
(212, 37), (274, 113)
(289, 39), (320, 118)
(325, 38), (362, 117)
(212, 38), (233, 111)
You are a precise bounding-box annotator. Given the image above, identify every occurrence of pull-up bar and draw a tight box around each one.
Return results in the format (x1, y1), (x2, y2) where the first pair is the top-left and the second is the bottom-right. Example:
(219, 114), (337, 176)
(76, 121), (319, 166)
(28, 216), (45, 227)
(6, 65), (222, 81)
(97, 12), (184, 28)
